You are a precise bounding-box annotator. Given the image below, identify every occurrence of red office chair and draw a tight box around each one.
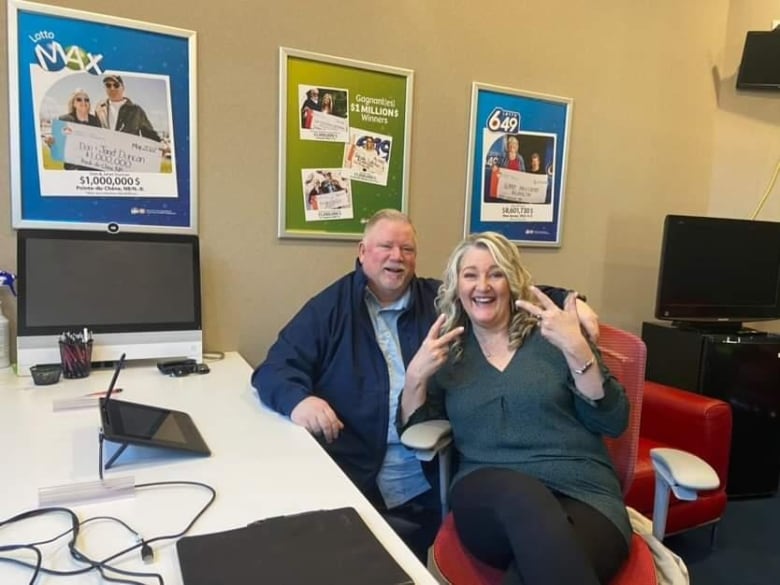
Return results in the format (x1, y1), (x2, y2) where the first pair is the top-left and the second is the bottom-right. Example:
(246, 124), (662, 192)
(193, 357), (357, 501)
(625, 380), (732, 544)
(402, 324), (719, 585)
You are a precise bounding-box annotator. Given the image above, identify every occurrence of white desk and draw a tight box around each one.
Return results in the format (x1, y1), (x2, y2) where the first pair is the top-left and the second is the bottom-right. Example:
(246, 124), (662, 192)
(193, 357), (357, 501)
(0, 353), (436, 584)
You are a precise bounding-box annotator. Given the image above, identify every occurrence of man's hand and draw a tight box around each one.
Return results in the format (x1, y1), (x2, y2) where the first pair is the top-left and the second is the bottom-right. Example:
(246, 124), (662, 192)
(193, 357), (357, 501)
(290, 396), (344, 443)
(575, 297), (600, 343)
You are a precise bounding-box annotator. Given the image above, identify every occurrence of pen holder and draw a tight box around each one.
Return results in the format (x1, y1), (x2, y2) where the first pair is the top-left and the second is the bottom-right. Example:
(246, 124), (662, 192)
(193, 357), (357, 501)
(59, 339), (93, 379)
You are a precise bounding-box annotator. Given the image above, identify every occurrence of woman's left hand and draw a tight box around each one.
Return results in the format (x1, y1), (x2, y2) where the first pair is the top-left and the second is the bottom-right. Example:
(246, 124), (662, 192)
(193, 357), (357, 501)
(515, 286), (588, 354)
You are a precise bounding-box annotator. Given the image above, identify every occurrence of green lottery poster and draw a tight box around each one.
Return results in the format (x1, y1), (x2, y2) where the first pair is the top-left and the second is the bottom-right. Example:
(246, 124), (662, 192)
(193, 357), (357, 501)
(279, 48), (413, 239)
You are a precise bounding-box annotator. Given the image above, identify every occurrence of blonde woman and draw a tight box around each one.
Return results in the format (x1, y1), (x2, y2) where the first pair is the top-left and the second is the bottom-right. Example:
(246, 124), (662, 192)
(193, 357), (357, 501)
(320, 92), (335, 114)
(401, 231), (630, 585)
(47, 88), (101, 170)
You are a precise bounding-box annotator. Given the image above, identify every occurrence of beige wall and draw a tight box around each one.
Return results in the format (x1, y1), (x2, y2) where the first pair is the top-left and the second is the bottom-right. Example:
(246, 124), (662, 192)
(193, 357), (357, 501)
(709, 1), (780, 334)
(7, 0), (772, 369)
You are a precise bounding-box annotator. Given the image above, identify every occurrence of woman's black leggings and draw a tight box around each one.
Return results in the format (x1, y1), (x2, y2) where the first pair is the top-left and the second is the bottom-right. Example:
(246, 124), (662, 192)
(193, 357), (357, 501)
(450, 468), (629, 585)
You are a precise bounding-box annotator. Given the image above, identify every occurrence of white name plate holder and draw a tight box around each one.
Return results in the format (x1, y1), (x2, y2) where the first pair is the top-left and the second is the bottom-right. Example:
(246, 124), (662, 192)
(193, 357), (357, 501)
(39, 476), (135, 507)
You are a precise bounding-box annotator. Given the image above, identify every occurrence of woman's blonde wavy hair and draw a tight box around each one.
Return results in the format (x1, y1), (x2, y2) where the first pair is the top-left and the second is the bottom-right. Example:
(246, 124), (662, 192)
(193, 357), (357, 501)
(435, 231), (539, 362)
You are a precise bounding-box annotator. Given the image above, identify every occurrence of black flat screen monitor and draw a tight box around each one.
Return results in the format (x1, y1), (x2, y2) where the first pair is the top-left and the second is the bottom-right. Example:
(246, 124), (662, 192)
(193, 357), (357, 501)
(654, 215), (780, 330)
(16, 229), (203, 374)
(736, 29), (780, 90)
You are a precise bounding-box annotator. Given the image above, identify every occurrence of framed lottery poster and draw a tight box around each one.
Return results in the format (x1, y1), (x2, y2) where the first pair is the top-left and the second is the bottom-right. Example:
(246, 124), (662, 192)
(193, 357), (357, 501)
(465, 82), (573, 246)
(279, 47), (413, 240)
(7, 0), (197, 233)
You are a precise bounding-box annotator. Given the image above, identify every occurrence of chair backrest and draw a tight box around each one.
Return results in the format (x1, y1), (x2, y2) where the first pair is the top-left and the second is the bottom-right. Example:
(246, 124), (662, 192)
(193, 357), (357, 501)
(597, 324), (647, 496)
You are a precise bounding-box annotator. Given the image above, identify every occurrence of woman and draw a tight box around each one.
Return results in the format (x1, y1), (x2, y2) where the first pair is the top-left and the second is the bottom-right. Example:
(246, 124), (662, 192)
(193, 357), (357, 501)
(489, 135), (526, 198)
(320, 92), (335, 115)
(400, 232), (630, 585)
(47, 88), (102, 171)
(496, 134), (525, 171)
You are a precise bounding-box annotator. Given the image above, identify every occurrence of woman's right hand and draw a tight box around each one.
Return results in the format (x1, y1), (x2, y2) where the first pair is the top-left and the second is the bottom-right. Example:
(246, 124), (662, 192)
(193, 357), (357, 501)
(401, 314), (464, 423)
(406, 314), (464, 387)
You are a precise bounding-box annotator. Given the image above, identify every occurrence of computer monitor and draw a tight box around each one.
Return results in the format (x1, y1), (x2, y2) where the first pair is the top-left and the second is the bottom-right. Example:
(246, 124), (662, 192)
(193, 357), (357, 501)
(16, 229), (202, 375)
(654, 215), (780, 331)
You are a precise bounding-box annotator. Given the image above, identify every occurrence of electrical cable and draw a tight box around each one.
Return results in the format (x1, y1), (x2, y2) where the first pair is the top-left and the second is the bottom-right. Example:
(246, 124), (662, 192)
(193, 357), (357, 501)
(750, 158), (780, 220)
(0, 544), (42, 585)
(0, 480), (216, 584)
(27, 514), (140, 547)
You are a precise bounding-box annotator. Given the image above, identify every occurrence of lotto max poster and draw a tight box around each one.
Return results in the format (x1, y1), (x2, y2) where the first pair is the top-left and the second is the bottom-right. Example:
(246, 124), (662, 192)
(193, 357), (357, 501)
(8, 1), (197, 233)
(464, 83), (573, 247)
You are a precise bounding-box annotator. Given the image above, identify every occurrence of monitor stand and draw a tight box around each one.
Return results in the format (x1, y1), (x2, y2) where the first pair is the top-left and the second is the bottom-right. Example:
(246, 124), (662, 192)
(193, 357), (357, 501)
(671, 320), (745, 334)
(670, 321), (771, 337)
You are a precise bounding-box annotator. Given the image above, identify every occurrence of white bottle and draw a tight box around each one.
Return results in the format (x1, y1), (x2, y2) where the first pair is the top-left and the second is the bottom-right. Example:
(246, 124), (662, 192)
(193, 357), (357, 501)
(0, 299), (9, 369)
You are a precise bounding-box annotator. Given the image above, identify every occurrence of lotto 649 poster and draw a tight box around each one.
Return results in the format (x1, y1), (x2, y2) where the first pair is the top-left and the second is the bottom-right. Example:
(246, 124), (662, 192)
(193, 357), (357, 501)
(464, 83), (572, 246)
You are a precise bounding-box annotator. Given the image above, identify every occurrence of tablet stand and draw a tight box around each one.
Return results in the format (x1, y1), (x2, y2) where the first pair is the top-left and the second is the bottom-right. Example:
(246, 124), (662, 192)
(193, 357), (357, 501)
(104, 442), (130, 470)
(99, 430), (131, 478)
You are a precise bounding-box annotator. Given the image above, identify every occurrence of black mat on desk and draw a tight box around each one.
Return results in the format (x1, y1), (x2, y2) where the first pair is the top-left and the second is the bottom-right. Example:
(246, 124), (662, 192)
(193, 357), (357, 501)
(176, 507), (414, 585)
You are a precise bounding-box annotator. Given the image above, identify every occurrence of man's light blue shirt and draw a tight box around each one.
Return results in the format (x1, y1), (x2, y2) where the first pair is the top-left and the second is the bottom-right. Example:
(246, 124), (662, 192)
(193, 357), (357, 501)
(365, 288), (431, 509)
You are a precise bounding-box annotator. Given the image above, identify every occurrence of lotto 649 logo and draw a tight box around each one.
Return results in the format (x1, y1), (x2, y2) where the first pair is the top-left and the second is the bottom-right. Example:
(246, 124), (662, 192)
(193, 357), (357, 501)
(485, 108), (520, 133)
(28, 30), (104, 75)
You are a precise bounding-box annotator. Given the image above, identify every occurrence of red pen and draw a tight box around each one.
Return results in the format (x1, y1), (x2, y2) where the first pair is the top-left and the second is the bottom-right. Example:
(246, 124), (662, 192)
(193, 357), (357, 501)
(84, 388), (123, 397)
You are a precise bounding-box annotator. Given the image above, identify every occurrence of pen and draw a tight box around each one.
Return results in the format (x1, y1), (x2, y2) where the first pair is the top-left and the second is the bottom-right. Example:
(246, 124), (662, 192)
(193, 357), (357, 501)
(84, 389), (123, 397)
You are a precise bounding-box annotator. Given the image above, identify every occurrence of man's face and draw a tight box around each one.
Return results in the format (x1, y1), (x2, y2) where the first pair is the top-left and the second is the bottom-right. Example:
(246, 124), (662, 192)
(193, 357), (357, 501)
(104, 79), (124, 101)
(358, 219), (417, 305)
(309, 90), (319, 103)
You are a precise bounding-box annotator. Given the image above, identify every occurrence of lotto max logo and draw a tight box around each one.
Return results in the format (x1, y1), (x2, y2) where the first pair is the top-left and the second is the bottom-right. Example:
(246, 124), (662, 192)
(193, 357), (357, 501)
(29, 32), (103, 75)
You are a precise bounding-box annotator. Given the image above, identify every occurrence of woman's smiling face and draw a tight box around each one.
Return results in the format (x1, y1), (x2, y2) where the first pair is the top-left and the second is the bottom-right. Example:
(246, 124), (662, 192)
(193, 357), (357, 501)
(457, 245), (511, 331)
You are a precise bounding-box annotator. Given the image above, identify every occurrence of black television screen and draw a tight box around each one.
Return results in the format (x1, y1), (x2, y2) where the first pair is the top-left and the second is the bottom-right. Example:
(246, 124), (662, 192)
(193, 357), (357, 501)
(655, 215), (780, 328)
(736, 29), (780, 90)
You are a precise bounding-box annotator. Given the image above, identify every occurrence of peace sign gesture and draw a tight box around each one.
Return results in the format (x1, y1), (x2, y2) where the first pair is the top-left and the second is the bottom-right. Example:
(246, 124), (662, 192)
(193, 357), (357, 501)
(401, 315), (465, 422)
(516, 286), (587, 353)
(406, 314), (465, 384)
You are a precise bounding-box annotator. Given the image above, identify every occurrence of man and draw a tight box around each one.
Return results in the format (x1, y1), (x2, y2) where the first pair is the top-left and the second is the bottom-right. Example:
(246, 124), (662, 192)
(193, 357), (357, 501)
(300, 88), (320, 129)
(252, 209), (598, 561)
(95, 74), (162, 141)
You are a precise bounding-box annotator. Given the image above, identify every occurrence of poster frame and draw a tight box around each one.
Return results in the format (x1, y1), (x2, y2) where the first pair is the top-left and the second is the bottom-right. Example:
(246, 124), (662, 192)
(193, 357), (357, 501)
(279, 47), (413, 240)
(7, 0), (198, 233)
(464, 82), (573, 247)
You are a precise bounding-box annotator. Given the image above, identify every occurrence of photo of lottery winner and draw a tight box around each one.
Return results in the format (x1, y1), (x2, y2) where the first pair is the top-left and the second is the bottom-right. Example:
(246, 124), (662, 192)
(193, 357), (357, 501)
(299, 85), (349, 142)
(39, 72), (174, 174)
(484, 132), (555, 205)
(301, 168), (354, 221)
(343, 128), (392, 186)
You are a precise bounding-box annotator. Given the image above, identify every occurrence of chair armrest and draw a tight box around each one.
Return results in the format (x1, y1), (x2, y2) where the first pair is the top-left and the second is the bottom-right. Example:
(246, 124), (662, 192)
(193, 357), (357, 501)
(651, 447), (720, 497)
(400, 420), (452, 461)
(641, 381), (732, 483)
(649, 446), (721, 541)
(401, 420), (454, 518)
